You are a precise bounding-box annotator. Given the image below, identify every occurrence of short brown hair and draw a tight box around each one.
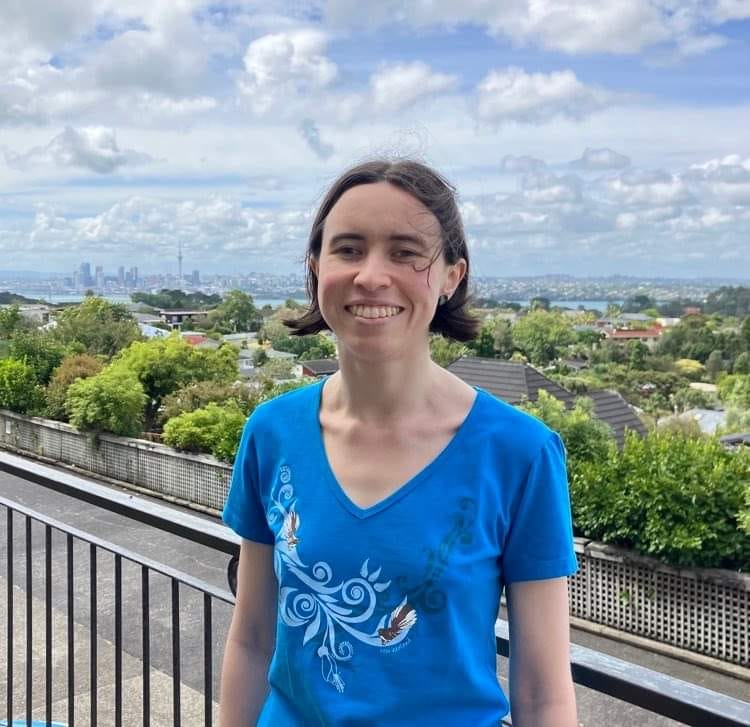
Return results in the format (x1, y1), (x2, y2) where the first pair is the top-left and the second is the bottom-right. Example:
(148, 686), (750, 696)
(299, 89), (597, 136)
(285, 159), (479, 341)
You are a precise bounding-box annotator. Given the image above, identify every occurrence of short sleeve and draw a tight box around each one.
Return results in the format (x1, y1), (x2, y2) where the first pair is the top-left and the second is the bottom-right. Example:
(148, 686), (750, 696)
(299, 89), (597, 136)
(222, 415), (275, 545)
(501, 432), (578, 584)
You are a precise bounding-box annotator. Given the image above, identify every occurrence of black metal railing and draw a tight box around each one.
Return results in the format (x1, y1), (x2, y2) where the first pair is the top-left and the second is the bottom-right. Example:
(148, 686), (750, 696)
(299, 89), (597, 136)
(2, 450), (750, 727)
(1, 495), (233, 727)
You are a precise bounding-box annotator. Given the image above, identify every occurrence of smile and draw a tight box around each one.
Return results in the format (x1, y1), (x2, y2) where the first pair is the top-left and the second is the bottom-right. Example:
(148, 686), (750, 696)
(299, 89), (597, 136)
(345, 305), (403, 319)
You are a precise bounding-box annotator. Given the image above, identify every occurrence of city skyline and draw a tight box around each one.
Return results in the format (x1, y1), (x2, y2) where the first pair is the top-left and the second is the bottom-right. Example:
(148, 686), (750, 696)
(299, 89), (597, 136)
(1, 2), (749, 277)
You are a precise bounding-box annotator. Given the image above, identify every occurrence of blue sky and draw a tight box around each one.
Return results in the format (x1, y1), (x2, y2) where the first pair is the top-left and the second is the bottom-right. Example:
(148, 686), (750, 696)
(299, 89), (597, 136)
(1, 1), (749, 279)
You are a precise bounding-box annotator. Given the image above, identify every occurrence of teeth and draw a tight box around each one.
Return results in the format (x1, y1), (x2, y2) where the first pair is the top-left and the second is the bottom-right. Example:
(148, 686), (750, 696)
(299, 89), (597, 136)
(348, 305), (401, 319)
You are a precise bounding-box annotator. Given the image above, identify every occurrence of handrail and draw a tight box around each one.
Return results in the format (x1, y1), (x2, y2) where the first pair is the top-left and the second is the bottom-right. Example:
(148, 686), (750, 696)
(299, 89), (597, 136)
(2, 449), (749, 726)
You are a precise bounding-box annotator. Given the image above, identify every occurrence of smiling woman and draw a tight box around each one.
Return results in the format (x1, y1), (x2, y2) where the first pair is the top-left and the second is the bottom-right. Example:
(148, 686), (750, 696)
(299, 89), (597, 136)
(219, 159), (579, 727)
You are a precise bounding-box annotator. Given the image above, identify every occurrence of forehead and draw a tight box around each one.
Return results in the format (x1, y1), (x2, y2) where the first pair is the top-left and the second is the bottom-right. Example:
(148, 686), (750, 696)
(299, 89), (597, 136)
(324, 182), (441, 239)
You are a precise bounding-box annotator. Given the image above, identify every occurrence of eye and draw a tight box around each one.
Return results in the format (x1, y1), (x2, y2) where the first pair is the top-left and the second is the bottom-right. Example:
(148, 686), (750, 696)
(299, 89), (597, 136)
(333, 245), (361, 257)
(393, 248), (421, 260)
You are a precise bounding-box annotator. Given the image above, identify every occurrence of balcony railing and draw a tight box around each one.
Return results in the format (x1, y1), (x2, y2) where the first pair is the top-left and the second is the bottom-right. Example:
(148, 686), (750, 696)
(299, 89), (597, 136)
(1, 451), (749, 727)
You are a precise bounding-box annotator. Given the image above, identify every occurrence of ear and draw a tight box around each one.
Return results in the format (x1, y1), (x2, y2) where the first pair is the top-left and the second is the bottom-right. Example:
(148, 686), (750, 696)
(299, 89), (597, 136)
(309, 257), (319, 277)
(443, 258), (467, 297)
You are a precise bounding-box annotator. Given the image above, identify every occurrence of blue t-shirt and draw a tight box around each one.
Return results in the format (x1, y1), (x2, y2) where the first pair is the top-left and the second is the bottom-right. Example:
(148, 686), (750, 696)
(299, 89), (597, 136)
(223, 379), (577, 726)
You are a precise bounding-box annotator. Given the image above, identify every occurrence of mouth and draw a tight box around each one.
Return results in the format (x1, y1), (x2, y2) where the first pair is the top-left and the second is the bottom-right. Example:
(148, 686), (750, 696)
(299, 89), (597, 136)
(345, 304), (404, 320)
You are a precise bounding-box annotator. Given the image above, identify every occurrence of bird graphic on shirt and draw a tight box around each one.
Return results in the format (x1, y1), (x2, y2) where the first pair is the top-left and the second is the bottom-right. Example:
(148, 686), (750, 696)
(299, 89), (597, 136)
(282, 509), (300, 548)
(378, 597), (417, 644)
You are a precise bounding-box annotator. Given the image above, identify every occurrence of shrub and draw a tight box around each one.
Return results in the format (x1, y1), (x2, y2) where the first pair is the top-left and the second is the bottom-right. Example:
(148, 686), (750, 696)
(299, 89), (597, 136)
(0, 359), (45, 414)
(162, 402), (246, 462)
(9, 331), (67, 385)
(572, 430), (750, 569)
(159, 380), (262, 426)
(45, 354), (104, 421)
(65, 367), (147, 437)
(520, 390), (616, 472)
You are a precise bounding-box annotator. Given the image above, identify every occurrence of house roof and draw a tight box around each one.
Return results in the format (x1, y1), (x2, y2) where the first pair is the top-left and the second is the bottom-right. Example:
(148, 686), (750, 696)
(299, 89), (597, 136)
(606, 327), (663, 340)
(446, 357), (644, 447)
(446, 357), (576, 407)
(302, 358), (339, 375)
(585, 390), (647, 445)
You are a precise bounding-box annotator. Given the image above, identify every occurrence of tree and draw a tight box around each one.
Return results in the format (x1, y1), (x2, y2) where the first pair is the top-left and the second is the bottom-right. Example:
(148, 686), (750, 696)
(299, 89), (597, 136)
(622, 294), (656, 313)
(259, 358), (294, 380)
(66, 367), (147, 437)
(471, 320), (496, 357)
(733, 352), (750, 375)
(493, 319), (514, 359)
(53, 297), (141, 357)
(512, 310), (573, 366)
(9, 330), (66, 384)
(673, 359), (705, 381)
(113, 335), (238, 427)
(0, 359), (45, 414)
(131, 289), (221, 310)
(705, 350), (724, 382)
(0, 304), (24, 338)
(718, 375), (750, 409)
(45, 354), (104, 421)
(430, 335), (469, 367)
(208, 290), (262, 333)
(529, 296), (550, 311)
(626, 340), (648, 370)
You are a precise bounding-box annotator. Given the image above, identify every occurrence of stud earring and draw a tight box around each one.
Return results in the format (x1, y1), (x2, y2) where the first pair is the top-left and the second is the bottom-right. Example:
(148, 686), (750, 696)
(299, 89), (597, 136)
(438, 294), (449, 306)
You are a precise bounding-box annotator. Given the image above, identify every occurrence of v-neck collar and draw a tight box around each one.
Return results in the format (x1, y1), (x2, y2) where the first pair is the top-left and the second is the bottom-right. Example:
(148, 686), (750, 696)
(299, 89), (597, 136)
(312, 378), (482, 520)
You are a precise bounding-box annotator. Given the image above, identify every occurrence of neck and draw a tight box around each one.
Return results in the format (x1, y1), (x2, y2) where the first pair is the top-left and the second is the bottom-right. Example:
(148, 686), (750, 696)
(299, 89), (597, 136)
(327, 343), (441, 424)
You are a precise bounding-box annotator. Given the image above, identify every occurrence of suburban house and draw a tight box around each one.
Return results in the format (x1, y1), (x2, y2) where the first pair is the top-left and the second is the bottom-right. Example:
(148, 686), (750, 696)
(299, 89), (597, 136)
(445, 356), (646, 446)
(158, 308), (209, 330)
(603, 326), (663, 348)
(300, 359), (339, 377)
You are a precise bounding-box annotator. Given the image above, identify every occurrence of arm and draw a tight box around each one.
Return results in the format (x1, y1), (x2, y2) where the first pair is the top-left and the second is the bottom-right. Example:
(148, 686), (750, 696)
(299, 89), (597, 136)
(505, 577), (577, 727)
(219, 539), (278, 727)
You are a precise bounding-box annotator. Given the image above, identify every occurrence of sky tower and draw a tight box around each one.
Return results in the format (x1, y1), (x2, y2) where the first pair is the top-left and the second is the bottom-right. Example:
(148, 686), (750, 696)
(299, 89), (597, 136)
(178, 241), (183, 286)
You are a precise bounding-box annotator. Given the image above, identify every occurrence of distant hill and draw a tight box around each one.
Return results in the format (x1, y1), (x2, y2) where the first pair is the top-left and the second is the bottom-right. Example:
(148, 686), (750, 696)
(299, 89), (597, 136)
(0, 270), (57, 280)
(0, 291), (44, 304)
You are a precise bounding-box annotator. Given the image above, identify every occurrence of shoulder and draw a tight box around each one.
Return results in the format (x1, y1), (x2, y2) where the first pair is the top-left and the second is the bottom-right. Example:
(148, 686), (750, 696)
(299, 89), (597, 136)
(471, 387), (559, 461)
(244, 379), (322, 436)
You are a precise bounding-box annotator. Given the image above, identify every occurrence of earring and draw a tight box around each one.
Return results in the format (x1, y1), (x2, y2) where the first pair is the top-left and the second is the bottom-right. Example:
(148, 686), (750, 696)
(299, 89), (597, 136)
(438, 294), (449, 306)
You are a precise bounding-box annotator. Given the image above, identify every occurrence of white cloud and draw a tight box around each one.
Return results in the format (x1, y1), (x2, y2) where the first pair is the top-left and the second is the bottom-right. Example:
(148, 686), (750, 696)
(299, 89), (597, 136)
(500, 155), (547, 174)
(370, 62), (458, 112)
(24, 194), (312, 264)
(570, 147), (630, 171)
(298, 118), (334, 159)
(323, 0), (738, 57)
(521, 172), (583, 204)
(3, 126), (154, 173)
(604, 169), (694, 206)
(238, 30), (338, 115)
(476, 67), (611, 125)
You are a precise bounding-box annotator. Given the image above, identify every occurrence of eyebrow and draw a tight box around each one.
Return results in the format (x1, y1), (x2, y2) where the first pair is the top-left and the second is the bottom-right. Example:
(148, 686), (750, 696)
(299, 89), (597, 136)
(329, 232), (429, 248)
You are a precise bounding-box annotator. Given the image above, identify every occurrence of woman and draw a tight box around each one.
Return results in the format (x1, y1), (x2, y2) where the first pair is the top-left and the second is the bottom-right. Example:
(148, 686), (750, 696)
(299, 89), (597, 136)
(220, 159), (578, 726)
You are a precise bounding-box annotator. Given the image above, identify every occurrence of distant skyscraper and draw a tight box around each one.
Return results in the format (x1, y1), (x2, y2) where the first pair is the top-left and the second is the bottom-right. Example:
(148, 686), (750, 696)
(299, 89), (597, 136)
(178, 242), (183, 286)
(95, 265), (104, 288)
(192, 269), (200, 285)
(118, 266), (125, 284)
(79, 262), (92, 287)
(130, 266), (138, 286)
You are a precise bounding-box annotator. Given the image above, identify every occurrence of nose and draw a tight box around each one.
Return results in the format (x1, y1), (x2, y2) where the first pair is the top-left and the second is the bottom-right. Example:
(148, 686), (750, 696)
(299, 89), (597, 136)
(353, 251), (390, 290)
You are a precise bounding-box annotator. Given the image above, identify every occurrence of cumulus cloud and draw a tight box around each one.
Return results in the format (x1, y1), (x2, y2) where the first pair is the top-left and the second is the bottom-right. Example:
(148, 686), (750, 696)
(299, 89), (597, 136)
(22, 194), (311, 265)
(370, 61), (458, 111)
(569, 147), (630, 171)
(520, 172), (583, 204)
(298, 118), (334, 159)
(476, 67), (611, 125)
(323, 0), (737, 57)
(500, 155), (547, 174)
(238, 30), (338, 115)
(603, 169), (694, 206)
(3, 126), (154, 173)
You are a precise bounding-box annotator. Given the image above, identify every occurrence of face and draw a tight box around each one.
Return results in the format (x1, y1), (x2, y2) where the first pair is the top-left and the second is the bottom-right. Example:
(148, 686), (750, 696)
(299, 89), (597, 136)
(312, 181), (466, 361)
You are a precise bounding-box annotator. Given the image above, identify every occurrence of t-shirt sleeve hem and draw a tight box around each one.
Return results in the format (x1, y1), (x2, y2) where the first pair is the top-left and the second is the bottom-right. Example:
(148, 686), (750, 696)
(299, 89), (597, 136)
(503, 555), (579, 584)
(222, 510), (275, 545)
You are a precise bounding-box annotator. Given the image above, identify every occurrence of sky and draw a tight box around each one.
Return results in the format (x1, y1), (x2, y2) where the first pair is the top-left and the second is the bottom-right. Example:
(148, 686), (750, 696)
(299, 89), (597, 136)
(1, 0), (749, 280)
